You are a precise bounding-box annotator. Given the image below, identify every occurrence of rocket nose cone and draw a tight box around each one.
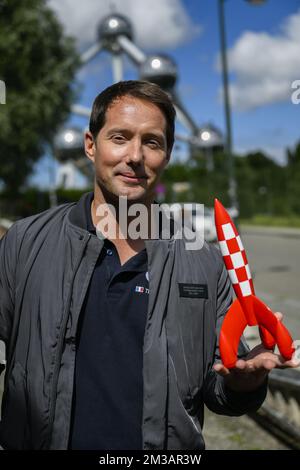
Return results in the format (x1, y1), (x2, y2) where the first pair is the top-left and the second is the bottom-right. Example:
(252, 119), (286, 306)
(214, 199), (231, 226)
(214, 198), (225, 214)
(214, 198), (221, 209)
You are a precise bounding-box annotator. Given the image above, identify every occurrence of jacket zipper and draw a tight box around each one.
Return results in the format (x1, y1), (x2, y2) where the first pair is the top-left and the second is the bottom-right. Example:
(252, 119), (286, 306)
(46, 232), (91, 448)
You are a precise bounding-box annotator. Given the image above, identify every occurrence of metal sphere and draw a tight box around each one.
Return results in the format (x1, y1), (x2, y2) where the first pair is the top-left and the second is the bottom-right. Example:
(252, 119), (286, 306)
(53, 127), (84, 162)
(197, 124), (224, 148)
(98, 14), (133, 51)
(139, 54), (178, 90)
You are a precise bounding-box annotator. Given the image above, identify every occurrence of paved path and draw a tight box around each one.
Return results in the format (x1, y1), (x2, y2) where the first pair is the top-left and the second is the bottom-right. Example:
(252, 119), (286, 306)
(203, 408), (288, 450)
(240, 225), (300, 343)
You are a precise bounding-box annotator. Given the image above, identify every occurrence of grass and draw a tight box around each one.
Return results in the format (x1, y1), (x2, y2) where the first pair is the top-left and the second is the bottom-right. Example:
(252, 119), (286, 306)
(229, 433), (246, 445)
(240, 215), (300, 228)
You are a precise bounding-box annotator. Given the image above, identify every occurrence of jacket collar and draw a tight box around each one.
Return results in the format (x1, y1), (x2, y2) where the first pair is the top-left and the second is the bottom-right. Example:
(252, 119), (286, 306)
(68, 191), (94, 231)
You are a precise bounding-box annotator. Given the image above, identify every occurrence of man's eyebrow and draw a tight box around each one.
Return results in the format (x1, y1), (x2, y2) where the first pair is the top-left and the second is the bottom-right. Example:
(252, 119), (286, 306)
(105, 128), (166, 142)
(143, 132), (165, 138)
(106, 127), (129, 135)
(143, 132), (166, 143)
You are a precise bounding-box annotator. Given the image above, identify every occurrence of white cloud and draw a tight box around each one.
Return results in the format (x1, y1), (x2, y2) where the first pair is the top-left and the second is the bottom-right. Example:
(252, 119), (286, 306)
(48, 0), (201, 51)
(221, 9), (300, 110)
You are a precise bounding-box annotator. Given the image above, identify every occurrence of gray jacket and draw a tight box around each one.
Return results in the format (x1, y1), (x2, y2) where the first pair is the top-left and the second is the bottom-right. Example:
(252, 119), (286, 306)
(0, 192), (267, 450)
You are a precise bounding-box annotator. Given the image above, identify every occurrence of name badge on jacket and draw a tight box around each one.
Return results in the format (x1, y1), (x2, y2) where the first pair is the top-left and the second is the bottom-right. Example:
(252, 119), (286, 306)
(178, 283), (208, 299)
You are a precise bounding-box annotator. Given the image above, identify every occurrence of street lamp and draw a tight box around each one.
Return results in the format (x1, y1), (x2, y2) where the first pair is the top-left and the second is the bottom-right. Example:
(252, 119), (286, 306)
(218, 0), (266, 209)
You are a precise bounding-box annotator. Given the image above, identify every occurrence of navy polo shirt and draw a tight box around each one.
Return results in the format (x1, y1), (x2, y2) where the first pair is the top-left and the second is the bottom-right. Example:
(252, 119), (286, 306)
(70, 194), (149, 450)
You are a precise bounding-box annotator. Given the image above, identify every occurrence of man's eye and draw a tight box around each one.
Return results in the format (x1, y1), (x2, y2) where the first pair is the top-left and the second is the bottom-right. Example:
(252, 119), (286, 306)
(147, 140), (160, 148)
(112, 135), (126, 143)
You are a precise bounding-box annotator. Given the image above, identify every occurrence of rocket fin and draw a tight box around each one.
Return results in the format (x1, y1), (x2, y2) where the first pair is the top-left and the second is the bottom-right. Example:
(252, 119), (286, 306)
(252, 295), (294, 360)
(219, 298), (248, 369)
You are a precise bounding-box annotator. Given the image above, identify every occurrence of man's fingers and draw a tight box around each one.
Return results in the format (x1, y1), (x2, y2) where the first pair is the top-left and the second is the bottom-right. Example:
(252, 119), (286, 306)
(213, 363), (230, 376)
(235, 359), (247, 370)
(274, 311), (283, 322)
(213, 345), (299, 380)
(263, 359), (276, 370)
(275, 357), (300, 368)
(245, 352), (298, 370)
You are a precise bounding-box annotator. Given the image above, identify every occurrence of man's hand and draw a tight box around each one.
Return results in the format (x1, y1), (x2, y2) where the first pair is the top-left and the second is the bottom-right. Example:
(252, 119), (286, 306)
(213, 312), (300, 392)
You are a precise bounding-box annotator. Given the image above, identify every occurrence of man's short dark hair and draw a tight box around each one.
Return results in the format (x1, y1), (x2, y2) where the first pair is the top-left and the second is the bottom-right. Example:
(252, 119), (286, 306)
(89, 80), (176, 154)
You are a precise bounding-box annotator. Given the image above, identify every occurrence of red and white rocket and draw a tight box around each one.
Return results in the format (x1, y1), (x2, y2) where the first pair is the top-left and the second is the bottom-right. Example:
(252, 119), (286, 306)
(214, 198), (294, 369)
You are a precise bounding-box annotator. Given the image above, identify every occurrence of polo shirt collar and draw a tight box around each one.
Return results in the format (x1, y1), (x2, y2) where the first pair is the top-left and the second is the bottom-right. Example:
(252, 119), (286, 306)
(68, 191), (176, 241)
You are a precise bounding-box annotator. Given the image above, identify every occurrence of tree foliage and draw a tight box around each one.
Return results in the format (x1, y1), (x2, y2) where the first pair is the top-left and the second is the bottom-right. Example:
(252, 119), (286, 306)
(286, 142), (300, 214)
(0, 0), (80, 192)
(161, 142), (300, 218)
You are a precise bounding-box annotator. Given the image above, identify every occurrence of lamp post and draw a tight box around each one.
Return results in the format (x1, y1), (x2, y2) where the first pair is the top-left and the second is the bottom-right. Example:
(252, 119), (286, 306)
(218, 0), (266, 209)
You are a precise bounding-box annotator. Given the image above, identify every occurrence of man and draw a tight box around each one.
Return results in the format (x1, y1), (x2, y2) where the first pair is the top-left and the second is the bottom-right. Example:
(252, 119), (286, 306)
(0, 80), (298, 450)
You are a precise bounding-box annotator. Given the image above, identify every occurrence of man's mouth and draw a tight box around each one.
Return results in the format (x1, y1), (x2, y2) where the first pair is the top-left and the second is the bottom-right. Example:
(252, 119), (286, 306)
(118, 172), (148, 183)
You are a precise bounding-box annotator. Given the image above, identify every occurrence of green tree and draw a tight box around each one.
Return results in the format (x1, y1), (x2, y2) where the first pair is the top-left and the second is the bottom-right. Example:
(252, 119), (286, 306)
(286, 142), (300, 215)
(245, 151), (287, 216)
(0, 0), (79, 193)
(235, 154), (255, 218)
(161, 161), (193, 202)
(188, 149), (229, 206)
(160, 146), (290, 218)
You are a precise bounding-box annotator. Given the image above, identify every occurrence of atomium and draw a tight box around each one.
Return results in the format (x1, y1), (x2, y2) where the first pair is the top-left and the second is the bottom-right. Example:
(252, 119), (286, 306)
(54, 12), (223, 182)
(139, 54), (177, 91)
(98, 13), (133, 52)
(53, 127), (84, 162)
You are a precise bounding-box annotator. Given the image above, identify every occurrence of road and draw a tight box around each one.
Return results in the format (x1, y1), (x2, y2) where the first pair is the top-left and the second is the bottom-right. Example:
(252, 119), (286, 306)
(240, 226), (300, 341)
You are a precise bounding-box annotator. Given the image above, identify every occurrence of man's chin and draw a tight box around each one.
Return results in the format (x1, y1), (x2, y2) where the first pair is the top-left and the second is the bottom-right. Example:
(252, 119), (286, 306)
(117, 186), (149, 202)
(119, 192), (147, 203)
(100, 182), (154, 204)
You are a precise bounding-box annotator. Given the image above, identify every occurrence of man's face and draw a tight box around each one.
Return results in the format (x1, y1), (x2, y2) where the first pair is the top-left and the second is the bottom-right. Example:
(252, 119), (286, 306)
(85, 96), (170, 204)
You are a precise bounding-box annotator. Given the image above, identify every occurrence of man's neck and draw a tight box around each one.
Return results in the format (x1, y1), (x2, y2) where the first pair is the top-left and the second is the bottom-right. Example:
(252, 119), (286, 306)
(91, 187), (154, 241)
(91, 188), (155, 264)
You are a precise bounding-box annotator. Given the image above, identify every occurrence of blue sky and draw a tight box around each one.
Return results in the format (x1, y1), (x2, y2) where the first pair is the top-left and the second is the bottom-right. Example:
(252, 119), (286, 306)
(30, 0), (300, 188)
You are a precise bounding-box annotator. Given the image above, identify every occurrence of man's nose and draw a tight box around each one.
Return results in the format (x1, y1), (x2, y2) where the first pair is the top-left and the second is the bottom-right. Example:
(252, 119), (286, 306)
(125, 139), (143, 164)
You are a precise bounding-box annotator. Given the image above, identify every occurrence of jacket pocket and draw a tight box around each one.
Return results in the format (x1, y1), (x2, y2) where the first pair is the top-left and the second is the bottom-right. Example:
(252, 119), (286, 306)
(176, 296), (207, 396)
(0, 361), (27, 449)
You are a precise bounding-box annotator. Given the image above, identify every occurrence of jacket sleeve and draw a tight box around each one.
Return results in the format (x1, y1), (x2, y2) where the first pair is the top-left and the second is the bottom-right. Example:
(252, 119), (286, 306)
(202, 262), (268, 416)
(0, 223), (18, 346)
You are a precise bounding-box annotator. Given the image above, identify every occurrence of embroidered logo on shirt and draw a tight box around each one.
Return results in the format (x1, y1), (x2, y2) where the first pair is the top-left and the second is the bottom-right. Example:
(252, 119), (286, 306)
(178, 283), (208, 299)
(135, 285), (149, 294)
(135, 286), (144, 293)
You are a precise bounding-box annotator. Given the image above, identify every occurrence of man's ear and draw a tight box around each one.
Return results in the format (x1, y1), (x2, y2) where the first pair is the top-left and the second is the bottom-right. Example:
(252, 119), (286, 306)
(85, 131), (96, 163)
